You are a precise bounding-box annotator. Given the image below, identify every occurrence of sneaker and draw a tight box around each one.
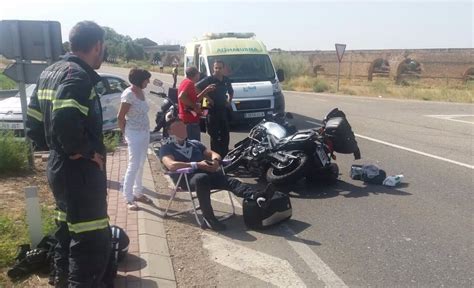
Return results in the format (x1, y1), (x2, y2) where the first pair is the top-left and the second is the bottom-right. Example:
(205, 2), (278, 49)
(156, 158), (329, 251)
(202, 216), (226, 231)
(127, 201), (139, 211)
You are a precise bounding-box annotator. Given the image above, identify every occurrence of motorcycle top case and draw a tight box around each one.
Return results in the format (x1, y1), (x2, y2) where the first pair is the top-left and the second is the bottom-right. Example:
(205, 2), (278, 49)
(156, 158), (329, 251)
(323, 108), (359, 156)
(243, 191), (292, 229)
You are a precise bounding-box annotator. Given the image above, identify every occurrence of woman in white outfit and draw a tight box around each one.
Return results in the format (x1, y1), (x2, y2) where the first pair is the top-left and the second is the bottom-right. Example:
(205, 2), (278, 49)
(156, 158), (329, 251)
(117, 68), (153, 210)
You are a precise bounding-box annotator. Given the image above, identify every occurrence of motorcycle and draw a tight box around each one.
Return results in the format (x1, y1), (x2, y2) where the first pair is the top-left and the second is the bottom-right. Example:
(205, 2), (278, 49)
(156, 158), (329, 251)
(150, 79), (178, 139)
(224, 112), (315, 184)
(224, 112), (297, 173)
(224, 108), (361, 186)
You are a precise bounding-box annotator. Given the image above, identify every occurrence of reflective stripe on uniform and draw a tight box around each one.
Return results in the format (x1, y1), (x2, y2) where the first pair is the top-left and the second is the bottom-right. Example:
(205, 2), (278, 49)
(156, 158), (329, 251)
(37, 89), (56, 101)
(67, 218), (109, 234)
(52, 99), (89, 116)
(27, 108), (43, 122)
(55, 210), (67, 222)
(89, 88), (97, 100)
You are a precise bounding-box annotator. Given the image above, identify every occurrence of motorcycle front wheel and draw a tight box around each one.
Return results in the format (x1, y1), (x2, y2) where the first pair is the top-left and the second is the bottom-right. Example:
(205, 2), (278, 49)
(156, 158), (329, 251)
(223, 145), (246, 173)
(266, 151), (309, 185)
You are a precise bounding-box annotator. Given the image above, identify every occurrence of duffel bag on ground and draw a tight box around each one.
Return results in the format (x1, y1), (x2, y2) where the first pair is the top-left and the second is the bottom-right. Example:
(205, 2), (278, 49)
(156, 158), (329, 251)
(243, 191), (292, 229)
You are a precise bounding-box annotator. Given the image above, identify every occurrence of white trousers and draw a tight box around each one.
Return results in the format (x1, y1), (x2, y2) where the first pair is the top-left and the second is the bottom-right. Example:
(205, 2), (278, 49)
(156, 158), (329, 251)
(123, 129), (150, 202)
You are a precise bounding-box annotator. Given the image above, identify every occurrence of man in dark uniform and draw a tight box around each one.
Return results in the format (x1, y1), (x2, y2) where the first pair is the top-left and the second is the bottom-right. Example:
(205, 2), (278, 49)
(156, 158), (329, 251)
(196, 60), (234, 158)
(25, 21), (110, 287)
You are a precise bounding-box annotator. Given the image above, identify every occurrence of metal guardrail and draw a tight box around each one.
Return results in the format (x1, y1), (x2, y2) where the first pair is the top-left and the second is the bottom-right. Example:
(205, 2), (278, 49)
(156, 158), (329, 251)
(0, 89), (18, 99)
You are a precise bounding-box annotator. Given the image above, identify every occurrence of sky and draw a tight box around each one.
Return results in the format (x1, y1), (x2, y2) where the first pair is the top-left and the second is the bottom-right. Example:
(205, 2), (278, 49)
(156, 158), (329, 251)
(1, 0), (472, 51)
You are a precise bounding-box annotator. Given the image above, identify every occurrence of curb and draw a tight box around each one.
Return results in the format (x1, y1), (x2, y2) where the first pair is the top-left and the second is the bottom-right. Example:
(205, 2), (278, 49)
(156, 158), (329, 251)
(138, 152), (177, 287)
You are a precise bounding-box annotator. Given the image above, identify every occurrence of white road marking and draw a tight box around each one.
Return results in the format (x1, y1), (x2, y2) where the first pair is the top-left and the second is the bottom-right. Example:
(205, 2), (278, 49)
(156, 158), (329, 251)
(355, 134), (474, 170)
(202, 233), (307, 288)
(425, 114), (474, 125)
(281, 224), (348, 288)
(287, 92), (328, 101)
(305, 120), (474, 170)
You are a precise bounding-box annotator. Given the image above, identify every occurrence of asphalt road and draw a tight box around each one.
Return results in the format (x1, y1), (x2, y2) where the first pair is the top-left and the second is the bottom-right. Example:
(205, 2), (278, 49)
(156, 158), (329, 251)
(101, 65), (473, 287)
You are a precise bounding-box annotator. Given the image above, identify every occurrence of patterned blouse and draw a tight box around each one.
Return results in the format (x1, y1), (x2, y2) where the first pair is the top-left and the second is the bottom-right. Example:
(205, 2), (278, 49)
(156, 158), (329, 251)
(121, 87), (150, 132)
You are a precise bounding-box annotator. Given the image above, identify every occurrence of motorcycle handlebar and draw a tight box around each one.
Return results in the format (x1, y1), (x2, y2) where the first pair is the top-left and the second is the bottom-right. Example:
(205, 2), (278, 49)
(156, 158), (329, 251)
(150, 91), (167, 98)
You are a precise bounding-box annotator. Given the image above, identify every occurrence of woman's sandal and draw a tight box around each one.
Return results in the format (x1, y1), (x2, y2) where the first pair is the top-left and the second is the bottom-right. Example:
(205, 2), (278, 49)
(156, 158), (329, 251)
(134, 195), (153, 204)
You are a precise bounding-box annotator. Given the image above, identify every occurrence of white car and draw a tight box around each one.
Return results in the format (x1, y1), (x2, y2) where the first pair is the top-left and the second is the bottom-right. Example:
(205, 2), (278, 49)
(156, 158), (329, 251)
(0, 73), (129, 135)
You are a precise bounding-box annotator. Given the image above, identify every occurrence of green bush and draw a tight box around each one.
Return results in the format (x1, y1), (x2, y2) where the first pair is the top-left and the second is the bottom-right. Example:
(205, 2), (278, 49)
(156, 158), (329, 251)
(104, 131), (120, 153)
(0, 74), (16, 90)
(0, 131), (29, 173)
(313, 79), (330, 92)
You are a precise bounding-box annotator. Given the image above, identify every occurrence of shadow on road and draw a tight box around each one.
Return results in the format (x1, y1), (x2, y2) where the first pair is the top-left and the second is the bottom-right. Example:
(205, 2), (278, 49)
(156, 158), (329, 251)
(279, 179), (411, 199)
(117, 253), (147, 272)
(217, 215), (320, 247)
(115, 274), (157, 288)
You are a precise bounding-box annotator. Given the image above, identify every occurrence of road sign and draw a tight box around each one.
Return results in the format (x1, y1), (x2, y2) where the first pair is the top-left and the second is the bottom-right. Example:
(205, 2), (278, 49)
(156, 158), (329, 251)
(335, 43), (347, 92)
(0, 20), (62, 169)
(0, 20), (62, 61)
(335, 43), (346, 63)
(3, 62), (48, 84)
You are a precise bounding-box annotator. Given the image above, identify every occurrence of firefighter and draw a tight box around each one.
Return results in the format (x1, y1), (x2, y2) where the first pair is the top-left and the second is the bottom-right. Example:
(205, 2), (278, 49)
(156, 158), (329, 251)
(25, 21), (110, 287)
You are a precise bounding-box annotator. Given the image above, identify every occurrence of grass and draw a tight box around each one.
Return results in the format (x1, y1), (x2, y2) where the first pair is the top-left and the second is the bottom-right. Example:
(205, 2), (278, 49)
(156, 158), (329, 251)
(0, 205), (55, 268)
(104, 131), (121, 153)
(282, 75), (474, 103)
(0, 73), (16, 90)
(0, 131), (29, 174)
(0, 215), (29, 268)
(109, 56), (473, 103)
(282, 76), (331, 93)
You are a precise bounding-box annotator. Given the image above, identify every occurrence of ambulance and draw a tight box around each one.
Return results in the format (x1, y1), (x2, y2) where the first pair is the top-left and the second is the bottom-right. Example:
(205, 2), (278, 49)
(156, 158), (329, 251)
(184, 32), (285, 123)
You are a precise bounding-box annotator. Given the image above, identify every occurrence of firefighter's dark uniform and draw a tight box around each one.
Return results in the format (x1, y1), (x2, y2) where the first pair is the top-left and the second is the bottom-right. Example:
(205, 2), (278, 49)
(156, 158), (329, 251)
(26, 54), (110, 287)
(196, 75), (234, 158)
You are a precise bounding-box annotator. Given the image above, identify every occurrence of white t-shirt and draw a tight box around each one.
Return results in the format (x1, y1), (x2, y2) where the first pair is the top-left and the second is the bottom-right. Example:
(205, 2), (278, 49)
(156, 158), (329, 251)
(121, 87), (150, 132)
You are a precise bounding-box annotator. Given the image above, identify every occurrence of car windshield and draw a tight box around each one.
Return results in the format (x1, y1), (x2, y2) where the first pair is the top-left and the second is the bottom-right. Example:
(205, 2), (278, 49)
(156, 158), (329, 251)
(208, 55), (276, 83)
(14, 84), (37, 98)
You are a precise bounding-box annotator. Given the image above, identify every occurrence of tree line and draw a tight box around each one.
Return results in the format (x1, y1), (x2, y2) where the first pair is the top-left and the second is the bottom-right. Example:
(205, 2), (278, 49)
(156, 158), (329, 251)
(62, 27), (161, 63)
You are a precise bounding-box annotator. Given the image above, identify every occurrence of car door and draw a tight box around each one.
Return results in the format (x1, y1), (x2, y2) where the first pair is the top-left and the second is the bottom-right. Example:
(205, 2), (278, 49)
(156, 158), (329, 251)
(97, 76), (129, 131)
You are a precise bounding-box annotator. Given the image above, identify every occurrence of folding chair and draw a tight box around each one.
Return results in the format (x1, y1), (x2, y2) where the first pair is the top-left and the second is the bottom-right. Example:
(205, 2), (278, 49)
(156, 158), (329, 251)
(163, 160), (236, 227)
